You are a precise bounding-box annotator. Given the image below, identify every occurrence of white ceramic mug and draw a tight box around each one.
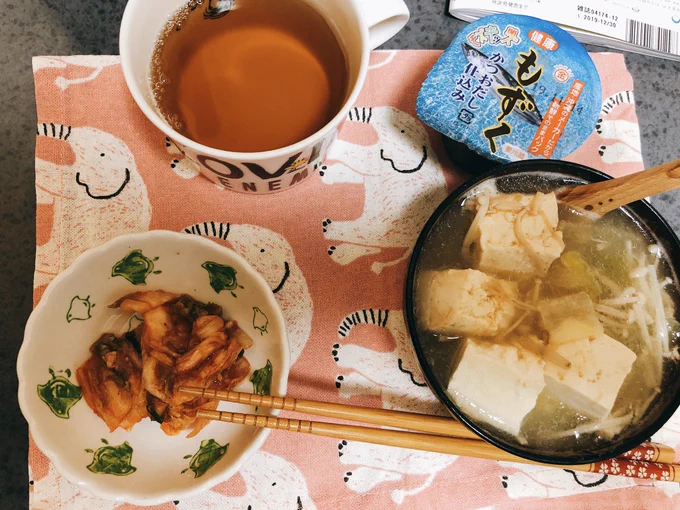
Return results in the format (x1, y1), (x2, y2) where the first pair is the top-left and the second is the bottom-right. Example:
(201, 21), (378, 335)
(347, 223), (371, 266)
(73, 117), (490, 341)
(120, 0), (409, 194)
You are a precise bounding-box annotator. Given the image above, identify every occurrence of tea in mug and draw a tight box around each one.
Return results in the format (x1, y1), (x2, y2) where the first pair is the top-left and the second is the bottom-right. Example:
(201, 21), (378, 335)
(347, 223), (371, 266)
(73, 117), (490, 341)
(151, 0), (349, 153)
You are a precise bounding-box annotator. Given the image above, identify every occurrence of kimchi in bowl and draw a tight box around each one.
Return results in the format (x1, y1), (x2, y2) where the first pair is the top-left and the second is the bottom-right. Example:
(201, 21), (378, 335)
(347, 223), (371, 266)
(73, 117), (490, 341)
(17, 230), (289, 505)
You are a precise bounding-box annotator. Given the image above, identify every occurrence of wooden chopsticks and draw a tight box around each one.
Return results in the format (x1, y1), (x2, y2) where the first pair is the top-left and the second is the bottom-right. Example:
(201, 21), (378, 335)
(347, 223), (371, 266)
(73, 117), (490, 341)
(180, 385), (479, 439)
(181, 386), (678, 481)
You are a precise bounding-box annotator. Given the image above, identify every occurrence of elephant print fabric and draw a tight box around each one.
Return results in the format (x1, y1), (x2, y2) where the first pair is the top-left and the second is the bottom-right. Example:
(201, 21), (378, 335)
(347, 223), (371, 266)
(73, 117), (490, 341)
(564, 53), (645, 178)
(31, 52), (671, 510)
(32, 56), (120, 91)
(34, 123), (151, 288)
(332, 308), (457, 503)
(321, 105), (447, 274)
(166, 136), (201, 180)
(332, 308), (441, 416)
(30, 450), (317, 510)
(595, 91), (643, 165)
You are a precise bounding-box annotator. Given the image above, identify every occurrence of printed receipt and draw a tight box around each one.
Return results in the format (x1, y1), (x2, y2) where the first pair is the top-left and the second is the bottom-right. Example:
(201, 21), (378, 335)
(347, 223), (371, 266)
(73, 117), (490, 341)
(450, 0), (680, 59)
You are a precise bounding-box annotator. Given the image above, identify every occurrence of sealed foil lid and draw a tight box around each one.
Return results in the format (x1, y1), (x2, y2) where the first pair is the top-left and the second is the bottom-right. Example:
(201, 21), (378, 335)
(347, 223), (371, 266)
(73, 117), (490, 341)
(417, 14), (601, 165)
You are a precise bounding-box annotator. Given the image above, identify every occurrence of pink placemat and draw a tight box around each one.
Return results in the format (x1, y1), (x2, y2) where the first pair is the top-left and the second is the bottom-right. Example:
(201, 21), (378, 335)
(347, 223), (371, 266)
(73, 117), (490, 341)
(30, 50), (680, 509)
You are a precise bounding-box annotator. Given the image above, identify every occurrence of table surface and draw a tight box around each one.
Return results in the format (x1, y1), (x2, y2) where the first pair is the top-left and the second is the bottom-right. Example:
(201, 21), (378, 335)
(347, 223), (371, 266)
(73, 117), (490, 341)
(2, 1), (680, 507)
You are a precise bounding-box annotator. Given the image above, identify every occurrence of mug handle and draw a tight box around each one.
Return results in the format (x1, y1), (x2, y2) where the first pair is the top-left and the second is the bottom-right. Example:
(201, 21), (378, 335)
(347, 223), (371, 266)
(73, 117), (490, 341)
(355, 0), (410, 50)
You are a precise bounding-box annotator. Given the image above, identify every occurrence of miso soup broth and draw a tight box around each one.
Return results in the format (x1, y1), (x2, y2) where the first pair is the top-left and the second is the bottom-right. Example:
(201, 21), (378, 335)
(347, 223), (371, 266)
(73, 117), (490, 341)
(413, 170), (680, 453)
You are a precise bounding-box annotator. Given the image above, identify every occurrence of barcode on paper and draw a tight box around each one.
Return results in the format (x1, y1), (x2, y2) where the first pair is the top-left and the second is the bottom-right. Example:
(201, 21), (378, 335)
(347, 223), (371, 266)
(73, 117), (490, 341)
(625, 19), (680, 55)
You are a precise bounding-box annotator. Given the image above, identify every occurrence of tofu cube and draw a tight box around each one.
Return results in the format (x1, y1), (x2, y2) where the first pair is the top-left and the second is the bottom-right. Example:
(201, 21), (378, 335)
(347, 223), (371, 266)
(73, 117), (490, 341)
(544, 333), (637, 419)
(471, 192), (565, 278)
(448, 338), (546, 436)
(539, 292), (604, 345)
(418, 269), (518, 336)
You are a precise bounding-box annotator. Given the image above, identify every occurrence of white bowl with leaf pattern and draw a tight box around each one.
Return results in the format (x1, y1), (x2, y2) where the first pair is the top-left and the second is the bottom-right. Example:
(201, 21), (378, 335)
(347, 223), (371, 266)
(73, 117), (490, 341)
(17, 230), (289, 506)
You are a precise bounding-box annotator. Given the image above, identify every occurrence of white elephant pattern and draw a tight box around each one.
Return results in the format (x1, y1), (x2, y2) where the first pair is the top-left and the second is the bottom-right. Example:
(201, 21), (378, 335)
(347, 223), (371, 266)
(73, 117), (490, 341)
(321, 106), (448, 274)
(331, 308), (456, 503)
(35, 123), (151, 288)
(33, 56), (121, 91)
(595, 91), (643, 165)
(166, 136), (201, 179)
(177, 451), (316, 509)
(30, 451), (316, 510)
(30, 464), (118, 510)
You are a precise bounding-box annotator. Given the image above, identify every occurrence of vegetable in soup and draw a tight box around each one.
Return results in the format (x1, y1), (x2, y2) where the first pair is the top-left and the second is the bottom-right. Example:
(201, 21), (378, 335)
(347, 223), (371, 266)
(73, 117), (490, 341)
(414, 175), (679, 451)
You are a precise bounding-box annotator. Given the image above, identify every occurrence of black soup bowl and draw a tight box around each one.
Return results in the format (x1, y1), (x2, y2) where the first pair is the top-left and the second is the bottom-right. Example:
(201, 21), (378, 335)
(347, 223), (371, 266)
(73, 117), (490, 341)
(405, 159), (680, 465)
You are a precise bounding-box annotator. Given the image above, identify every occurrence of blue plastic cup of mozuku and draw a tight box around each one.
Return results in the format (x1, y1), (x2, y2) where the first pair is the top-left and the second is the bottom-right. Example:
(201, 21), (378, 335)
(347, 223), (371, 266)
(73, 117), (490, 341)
(417, 14), (601, 173)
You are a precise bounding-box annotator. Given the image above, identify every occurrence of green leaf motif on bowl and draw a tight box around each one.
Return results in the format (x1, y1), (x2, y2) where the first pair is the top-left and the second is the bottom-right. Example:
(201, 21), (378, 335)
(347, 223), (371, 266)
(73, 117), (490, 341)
(181, 439), (229, 478)
(37, 367), (82, 419)
(87, 440), (137, 476)
(250, 360), (273, 396)
(201, 261), (244, 297)
(66, 295), (95, 323)
(111, 250), (160, 285)
(127, 313), (144, 332)
(252, 307), (269, 335)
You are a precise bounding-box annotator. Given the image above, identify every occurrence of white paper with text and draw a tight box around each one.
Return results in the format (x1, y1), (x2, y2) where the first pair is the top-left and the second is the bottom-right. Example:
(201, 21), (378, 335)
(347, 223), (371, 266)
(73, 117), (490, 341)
(450, 0), (680, 60)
